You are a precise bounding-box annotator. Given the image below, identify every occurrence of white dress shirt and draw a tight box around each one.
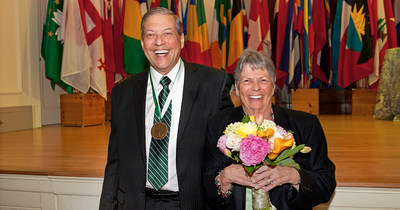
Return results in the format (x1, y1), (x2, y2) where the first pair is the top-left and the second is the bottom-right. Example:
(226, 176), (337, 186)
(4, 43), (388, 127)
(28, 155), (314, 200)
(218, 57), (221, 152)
(145, 59), (184, 192)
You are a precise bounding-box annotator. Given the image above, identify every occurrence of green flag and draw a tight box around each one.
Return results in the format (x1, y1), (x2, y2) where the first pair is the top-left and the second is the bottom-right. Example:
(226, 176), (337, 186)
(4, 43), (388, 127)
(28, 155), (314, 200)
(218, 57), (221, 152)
(41, 0), (72, 93)
(160, 0), (168, 9)
(123, 0), (149, 75)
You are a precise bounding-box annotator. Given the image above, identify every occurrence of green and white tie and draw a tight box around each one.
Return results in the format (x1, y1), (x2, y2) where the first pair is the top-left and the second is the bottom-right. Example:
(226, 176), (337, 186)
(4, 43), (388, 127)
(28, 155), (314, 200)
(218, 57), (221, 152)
(148, 76), (172, 190)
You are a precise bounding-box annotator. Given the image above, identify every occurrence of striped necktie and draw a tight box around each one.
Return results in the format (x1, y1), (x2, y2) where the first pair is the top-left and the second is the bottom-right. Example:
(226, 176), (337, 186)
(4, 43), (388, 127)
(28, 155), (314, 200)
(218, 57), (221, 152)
(148, 76), (172, 190)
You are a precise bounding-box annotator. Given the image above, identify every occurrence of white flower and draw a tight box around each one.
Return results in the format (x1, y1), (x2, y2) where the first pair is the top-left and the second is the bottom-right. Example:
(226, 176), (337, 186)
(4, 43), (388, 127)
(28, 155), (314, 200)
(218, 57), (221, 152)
(226, 134), (242, 151)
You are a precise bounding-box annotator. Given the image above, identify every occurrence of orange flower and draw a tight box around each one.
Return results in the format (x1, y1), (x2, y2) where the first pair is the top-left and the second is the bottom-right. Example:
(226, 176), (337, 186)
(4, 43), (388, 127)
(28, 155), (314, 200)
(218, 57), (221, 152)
(256, 128), (274, 138)
(267, 136), (294, 160)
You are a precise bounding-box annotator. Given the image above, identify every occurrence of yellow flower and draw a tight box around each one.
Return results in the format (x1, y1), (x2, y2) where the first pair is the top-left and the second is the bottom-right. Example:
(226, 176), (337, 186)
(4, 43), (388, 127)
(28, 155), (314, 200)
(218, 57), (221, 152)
(249, 116), (255, 122)
(236, 123), (257, 138)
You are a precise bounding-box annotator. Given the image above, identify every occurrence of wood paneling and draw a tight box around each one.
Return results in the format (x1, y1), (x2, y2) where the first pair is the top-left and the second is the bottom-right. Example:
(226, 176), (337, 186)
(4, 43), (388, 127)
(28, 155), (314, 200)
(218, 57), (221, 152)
(352, 88), (377, 115)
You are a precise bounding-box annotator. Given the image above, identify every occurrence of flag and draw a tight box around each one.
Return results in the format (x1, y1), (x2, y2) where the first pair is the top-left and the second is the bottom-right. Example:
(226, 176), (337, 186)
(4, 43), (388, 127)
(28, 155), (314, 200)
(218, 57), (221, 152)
(247, 0), (263, 51)
(171, 0), (180, 17)
(369, 0), (388, 88)
(123, 0), (149, 75)
(242, 0), (248, 49)
(383, 0), (397, 48)
(311, 0), (329, 84)
(150, 0), (160, 9)
(337, 0), (374, 89)
(331, 0), (342, 86)
(60, 0), (92, 96)
(210, 0), (222, 69)
(113, 0), (125, 80)
(183, 0), (211, 66)
(302, 0), (314, 87)
(278, 0), (295, 88)
(227, 0), (244, 75)
(41, 0), (72, 93)
(273, 0), (290, 89)
(210, 0), (231, 70)
(103, 0), (126, 93)
(83, 0), (107, 99)
(160, 0), (169, 8)
(260, 0), (271, 56)
(289, 0), (302, 89)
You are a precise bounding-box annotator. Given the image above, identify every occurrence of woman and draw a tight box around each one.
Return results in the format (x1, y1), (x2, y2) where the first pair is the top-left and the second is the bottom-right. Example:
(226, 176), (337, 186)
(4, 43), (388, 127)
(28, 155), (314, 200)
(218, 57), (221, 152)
(203, 49), (336, 209)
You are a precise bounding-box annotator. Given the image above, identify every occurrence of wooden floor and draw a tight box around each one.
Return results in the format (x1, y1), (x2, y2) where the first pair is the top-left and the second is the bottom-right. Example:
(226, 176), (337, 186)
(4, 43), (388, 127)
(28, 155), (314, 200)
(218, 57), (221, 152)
(1, 115), (400, 188)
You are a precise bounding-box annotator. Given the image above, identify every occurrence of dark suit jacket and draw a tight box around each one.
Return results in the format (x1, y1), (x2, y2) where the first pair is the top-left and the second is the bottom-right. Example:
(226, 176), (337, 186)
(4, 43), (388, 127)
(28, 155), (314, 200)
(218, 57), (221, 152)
(203, 106), (336, 210)
(100, 61), (233, 210)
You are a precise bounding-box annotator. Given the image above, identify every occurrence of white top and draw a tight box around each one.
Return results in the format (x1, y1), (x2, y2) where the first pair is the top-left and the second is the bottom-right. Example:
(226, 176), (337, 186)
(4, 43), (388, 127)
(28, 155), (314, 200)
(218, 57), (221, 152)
(145, 59), (184, 192)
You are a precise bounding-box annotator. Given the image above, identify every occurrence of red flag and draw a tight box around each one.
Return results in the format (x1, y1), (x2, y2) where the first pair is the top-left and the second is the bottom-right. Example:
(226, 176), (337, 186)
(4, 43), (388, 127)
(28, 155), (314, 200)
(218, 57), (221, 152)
(103, 0), (116, 93)
(113, 0), (125, 78)
(150, 0), (160, 9)
(337, 0), (374, 89)
(383, 0), (398, 48)
(273, 0), (290, 89)
(311, 0), (329, 83)
(260, 0), (271, 56)
(247, 0), (263, 51)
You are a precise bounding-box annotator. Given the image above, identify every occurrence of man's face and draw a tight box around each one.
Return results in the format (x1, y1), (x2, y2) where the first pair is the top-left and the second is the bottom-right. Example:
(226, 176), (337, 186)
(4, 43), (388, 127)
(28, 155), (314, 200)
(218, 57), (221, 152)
(141, 14), (184, 75)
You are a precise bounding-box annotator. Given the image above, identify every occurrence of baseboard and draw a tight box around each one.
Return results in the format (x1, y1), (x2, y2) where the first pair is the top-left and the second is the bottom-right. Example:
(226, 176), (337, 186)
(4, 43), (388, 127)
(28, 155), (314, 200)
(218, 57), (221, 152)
(0, 106), (33, 133)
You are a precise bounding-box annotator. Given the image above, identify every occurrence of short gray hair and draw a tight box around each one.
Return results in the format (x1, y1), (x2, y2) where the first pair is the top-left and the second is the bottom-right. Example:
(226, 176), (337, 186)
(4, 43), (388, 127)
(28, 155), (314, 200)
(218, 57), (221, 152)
(234, 49), (276, 87)
(141, 7), (183, 39)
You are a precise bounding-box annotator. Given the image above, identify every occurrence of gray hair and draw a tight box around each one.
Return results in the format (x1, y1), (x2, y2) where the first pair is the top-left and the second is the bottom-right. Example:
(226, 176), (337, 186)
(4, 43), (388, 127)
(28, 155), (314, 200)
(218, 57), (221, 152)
(141, 7), (183, 39)
(234, 49), (276, 88)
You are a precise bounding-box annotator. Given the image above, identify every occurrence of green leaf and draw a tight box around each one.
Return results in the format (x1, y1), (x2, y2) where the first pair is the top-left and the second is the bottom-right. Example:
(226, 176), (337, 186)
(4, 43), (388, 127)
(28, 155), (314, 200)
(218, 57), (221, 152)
(275, 158), (301, 170)
(244, 165), (255, 175)
(242, 115), (250, 123)
(263, 158), (274, 165)
(274, 144), (305, 163)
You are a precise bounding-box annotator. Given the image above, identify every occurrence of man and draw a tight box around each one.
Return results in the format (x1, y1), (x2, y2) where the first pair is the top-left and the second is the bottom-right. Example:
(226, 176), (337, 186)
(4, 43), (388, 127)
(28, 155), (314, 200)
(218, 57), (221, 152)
(100, 7), (233, 210)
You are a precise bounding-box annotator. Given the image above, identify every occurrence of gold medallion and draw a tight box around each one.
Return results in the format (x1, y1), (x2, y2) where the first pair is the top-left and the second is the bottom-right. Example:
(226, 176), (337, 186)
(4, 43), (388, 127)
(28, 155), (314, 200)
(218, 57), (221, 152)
(151, 122), (168, 140)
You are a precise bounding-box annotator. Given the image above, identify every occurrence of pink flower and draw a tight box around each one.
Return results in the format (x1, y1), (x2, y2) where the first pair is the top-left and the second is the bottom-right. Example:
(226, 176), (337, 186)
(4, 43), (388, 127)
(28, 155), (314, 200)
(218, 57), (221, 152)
(217, 135), (228, 152)
(240, 135), (271, 166)
(276, 125), (287, 136)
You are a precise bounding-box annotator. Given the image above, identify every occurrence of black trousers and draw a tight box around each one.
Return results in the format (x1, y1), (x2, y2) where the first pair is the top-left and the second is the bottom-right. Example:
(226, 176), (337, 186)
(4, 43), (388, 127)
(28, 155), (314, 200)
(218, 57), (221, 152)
(145, 188), (180, 210)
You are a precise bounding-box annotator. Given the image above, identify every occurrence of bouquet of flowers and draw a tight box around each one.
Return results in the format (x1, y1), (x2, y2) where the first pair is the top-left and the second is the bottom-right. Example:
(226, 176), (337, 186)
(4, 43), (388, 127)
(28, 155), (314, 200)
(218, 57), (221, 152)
(217, 115), (311, 210)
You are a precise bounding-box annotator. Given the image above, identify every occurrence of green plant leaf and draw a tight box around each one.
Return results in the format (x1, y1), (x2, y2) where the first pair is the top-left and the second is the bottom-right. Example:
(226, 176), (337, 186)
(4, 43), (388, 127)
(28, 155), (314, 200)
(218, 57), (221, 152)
(275, 158), (301, 170)
(244, 165), (255, 175)
(242, 115), (250, 123)
(274, 144), (305, 163)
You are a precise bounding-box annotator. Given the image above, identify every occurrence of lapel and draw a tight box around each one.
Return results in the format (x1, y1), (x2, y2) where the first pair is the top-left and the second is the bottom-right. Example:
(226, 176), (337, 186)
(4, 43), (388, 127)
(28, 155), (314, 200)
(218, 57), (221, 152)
(133, 71), (149, 164)
(177, 62), (200, 144)
(272, 105), (289, 129)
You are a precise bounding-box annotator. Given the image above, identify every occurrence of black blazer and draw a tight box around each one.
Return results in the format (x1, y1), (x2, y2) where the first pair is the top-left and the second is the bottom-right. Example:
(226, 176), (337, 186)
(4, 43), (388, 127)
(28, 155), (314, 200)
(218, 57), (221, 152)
(203, 106), (336, 210)
(100, 61), (233, 210)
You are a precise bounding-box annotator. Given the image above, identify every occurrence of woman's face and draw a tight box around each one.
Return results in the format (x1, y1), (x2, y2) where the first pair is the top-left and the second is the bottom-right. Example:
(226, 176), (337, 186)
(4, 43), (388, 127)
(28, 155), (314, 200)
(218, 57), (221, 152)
(235, 65), (275, 115)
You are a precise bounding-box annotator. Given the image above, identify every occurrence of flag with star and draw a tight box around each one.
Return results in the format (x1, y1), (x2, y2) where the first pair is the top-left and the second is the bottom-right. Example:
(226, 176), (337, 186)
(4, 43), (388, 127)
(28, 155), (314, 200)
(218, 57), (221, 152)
(41, 0), (72, 93)
(337, 0), (373, 88)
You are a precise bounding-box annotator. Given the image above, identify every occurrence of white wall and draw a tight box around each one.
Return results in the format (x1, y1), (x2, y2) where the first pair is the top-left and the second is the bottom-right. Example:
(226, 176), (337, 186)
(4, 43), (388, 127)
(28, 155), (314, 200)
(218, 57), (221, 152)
(0, 0), (42, 128)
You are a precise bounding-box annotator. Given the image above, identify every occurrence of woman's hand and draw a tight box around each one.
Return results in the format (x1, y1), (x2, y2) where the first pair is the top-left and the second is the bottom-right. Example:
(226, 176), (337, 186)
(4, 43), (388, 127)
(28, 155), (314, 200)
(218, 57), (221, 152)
(219, 164), (253, 192)
(251, 165), (301, 192)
